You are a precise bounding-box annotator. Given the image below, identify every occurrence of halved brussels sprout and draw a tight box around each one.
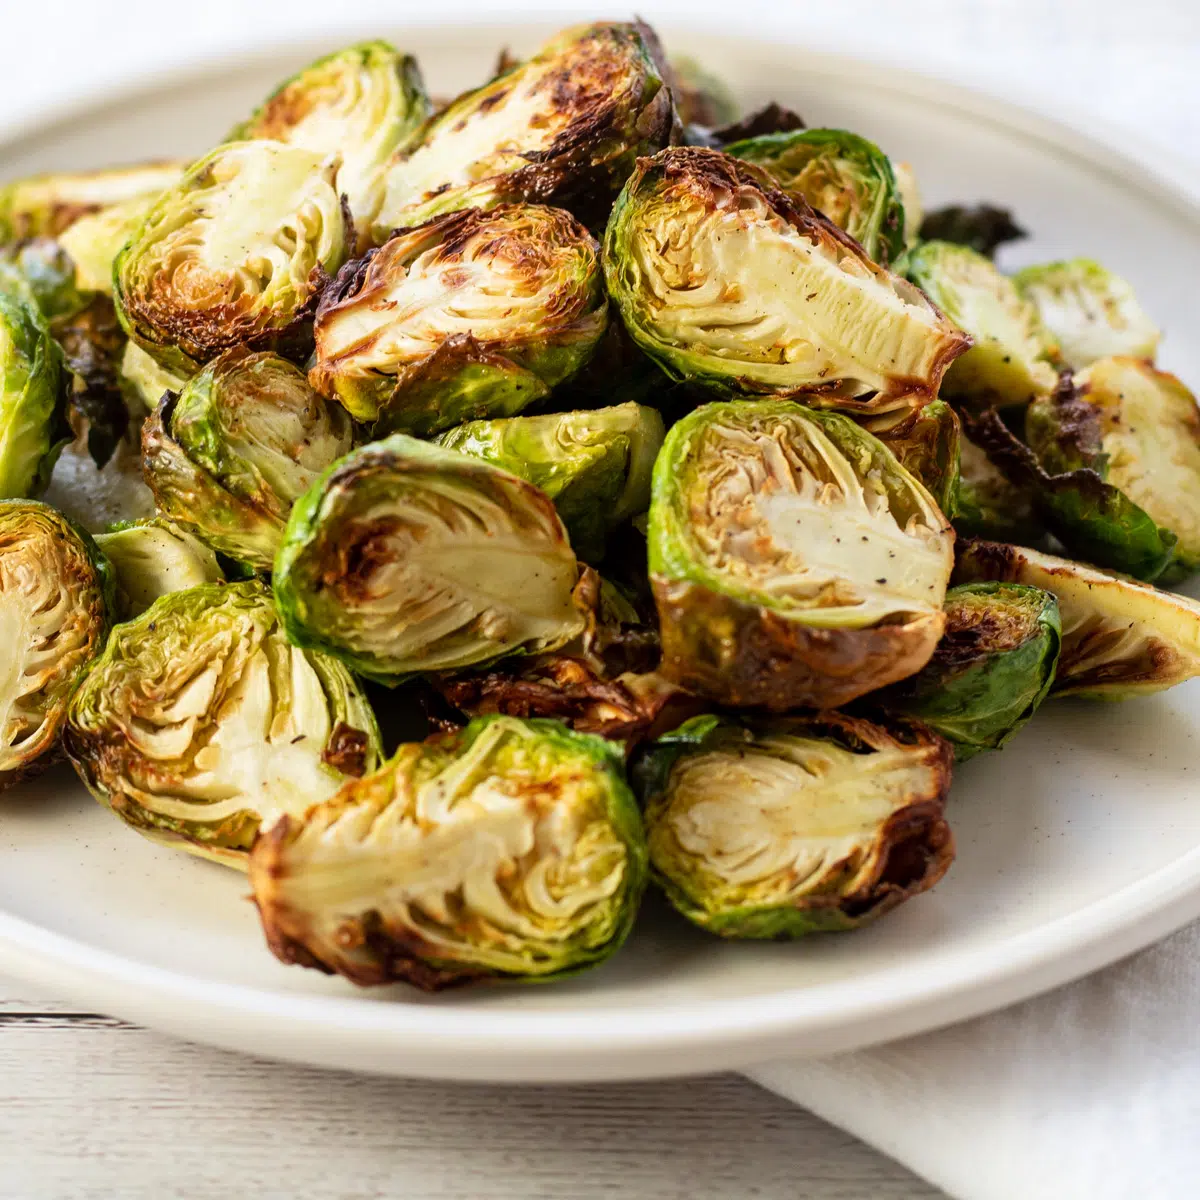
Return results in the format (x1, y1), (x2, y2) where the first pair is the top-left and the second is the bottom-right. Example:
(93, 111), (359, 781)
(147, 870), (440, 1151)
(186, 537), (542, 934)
(953, 427), (1042, 544)
(142, 347), (354, 572)
(861, 399), (960, 517)
(59, 194), (161, 295)
(118, 340), (188, 413)
(0, 501), (113, 789)
(917, 204), (1026, 259)
(249, 714), (647, 989)
(604, 148), (970, 414)
(2, 238), (88, 321)
(64, 580), (381, 867)
(0, 266), (69, 498)
(881, 582), (1060, 758)
(437, 402), (664, 561)
(0, 161), (183, 243)
(1012, 260), (1160, 371)
(649, 400), (954, 710)
(892, 162), (923, 250)
(724, 128), (906, 265)
(274, 434), (593, 683)
(635, 712), (954, 937)
(670, 56), (739, 131)
(310, 204), (607, 433)
(905, 240), (1058, 409)
(95, 517), (224, 618)
(708, 103), (806, 146)
(229, 41), (430, 241)
(372, 21), (673, 238)
(954, 538), (1200, 698)
(114, 141), (348, 372)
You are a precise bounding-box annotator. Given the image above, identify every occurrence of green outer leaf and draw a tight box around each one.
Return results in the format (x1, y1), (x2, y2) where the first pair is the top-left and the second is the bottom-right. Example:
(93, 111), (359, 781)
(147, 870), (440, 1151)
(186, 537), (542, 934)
(880, 582), (1061, 759)
(724, 127), (906, 264)
(2, 239), (90, 321)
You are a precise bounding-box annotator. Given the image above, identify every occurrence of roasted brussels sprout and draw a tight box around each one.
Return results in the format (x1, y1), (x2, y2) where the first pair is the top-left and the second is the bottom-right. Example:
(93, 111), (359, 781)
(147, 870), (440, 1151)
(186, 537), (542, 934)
(59, 194), (160, 295)
(94, 517), (224, 618)
(861, 399), (960, 517)
(954, 539), (1200, 698)
(1012, 260), (1160, 371)
(604, 148), (970, 414)
(724, 128), (906, 265)
(372, 21), (673, 238)
(0, 267), (69, 498)
(918, 203), (1026, 259)
(648, 400), (954, 710)
(2, 238), (88, 320)
(64, 580), (381, 866)
(118, 341), (187, 413)
(953, 427), (1042, 543)
(0, 161), (183, 243)
(438, 402), (664, 561)
(670, 56), (739, 130)
(892, 162), (923, 250)
(0, 501), (113, 789)
(114, 141), (348, 372)
(142, 348), (354, 572)
(905, 240), (1058, 409)
(708, 102), (806, 145)
(880, 582), (1060, 758)
(274, 434), (594, 682)
(310, 204), (607, 434)
(636, 712), (954, 937)
(229, 41), (430, 241)
(249, 714), (647, 988)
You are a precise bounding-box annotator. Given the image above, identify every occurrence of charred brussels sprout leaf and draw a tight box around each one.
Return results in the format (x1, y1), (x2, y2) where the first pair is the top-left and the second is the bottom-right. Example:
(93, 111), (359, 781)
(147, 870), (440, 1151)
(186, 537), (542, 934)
(142, 348), (354, 572)
(648, 400), (954, 710)
(724, 128), (907, 265)
(229, 41), (430, 242)
(709, 103), (806, 145)
(274, 434), (593, 683)
(437, 402), (664, 561)
(954, 539), (1200, 699)
(249, 715), (647, 989)
(95, 517), (224, 619)
(953, 427), (1042, 543)
(64, 580), (381, 867)
(636, 712), (954, 937)
(114, 141), (348, 372)
(0, 162), (183, 244)
(1013, 259), (1160, 371)
(311, 204), (606, 434)
(905, 240), (1058, 409)
(860, 399), (960, 517)
(0, 266), (69, 498)
(372, 21), (673, 237)
(604, 148), (969, 414)
(0, 501), (113, 789)
(918, 203), (1026, 259)
(880, 582), (1060, 759)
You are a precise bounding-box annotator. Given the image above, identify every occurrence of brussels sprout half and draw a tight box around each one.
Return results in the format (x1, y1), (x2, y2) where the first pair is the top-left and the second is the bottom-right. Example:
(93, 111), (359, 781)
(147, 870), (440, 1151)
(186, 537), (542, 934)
(64, 580), (381, 867)
(310, 204), (607, 433)
(724, 128), (907, 265)
(249, 714), (647, 989)
(880, 582), (1060, 759)
(142, 347), (354, 572)
(917, 204), (1026, 259)
(0, 501), (113, 789)
(0, 266), (69, 498)
(119, 340), (188, 413)
(905, 240), (1058, 409)
(274, 434), (593, 683)
(954, 539), (1200, 699)
(114, 141), (348, 372)
(2, 238), (89, 321)
(0, 161), (183, 243)
(892, 162), (923, 250)
(438, 402), (664, 561)
(229, 41), (430, 241)
(59, 194), (161, 295)
(953, 427), (1042, 544)
(604, 148), (970, 414)
(372, 21), (673, 238)
(649, 400), (954, 710)
(95, 517), (225, 619)
(860, 399), (960, 518)
(1013, 259), (1160, 371)
(636, 712), (954, 938)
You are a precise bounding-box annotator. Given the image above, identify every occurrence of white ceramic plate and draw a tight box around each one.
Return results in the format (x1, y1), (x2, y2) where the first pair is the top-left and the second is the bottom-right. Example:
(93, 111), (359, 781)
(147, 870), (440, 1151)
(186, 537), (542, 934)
(3, 22), (1200, 1084)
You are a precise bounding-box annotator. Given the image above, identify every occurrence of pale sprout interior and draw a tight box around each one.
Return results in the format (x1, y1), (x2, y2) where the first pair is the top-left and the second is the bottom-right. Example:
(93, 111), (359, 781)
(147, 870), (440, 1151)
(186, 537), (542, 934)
(688, 411), (951, 626)
(630, 180), (953, 394)
(276, 719), (627, 970)
(98, 526), (217, 611)
(658, 733), (939, 910)
(322, 474), (584, 669)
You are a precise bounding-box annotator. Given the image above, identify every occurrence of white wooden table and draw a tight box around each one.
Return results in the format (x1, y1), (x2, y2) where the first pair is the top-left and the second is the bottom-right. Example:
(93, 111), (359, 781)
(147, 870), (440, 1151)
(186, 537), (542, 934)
(2, 2), (1194, 1196)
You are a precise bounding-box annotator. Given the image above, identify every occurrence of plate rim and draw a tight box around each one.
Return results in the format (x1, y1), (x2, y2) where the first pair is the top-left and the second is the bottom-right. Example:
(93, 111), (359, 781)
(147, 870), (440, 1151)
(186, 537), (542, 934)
(3, 24), (1200, 1082)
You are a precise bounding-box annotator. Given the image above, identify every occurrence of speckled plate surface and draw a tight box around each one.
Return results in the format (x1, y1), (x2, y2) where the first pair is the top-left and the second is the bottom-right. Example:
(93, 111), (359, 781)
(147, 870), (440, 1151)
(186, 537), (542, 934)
(3, 22), (1200, 1082)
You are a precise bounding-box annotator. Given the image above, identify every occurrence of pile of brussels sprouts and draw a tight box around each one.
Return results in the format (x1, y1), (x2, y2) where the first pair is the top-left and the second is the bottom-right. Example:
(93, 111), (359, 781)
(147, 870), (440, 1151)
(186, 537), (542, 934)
(2, 21), (1199, 991)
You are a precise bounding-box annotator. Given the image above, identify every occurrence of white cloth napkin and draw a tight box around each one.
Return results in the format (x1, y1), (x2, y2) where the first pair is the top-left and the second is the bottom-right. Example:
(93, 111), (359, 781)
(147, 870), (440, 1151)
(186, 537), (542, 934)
(748, 922), (1200, 1198)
